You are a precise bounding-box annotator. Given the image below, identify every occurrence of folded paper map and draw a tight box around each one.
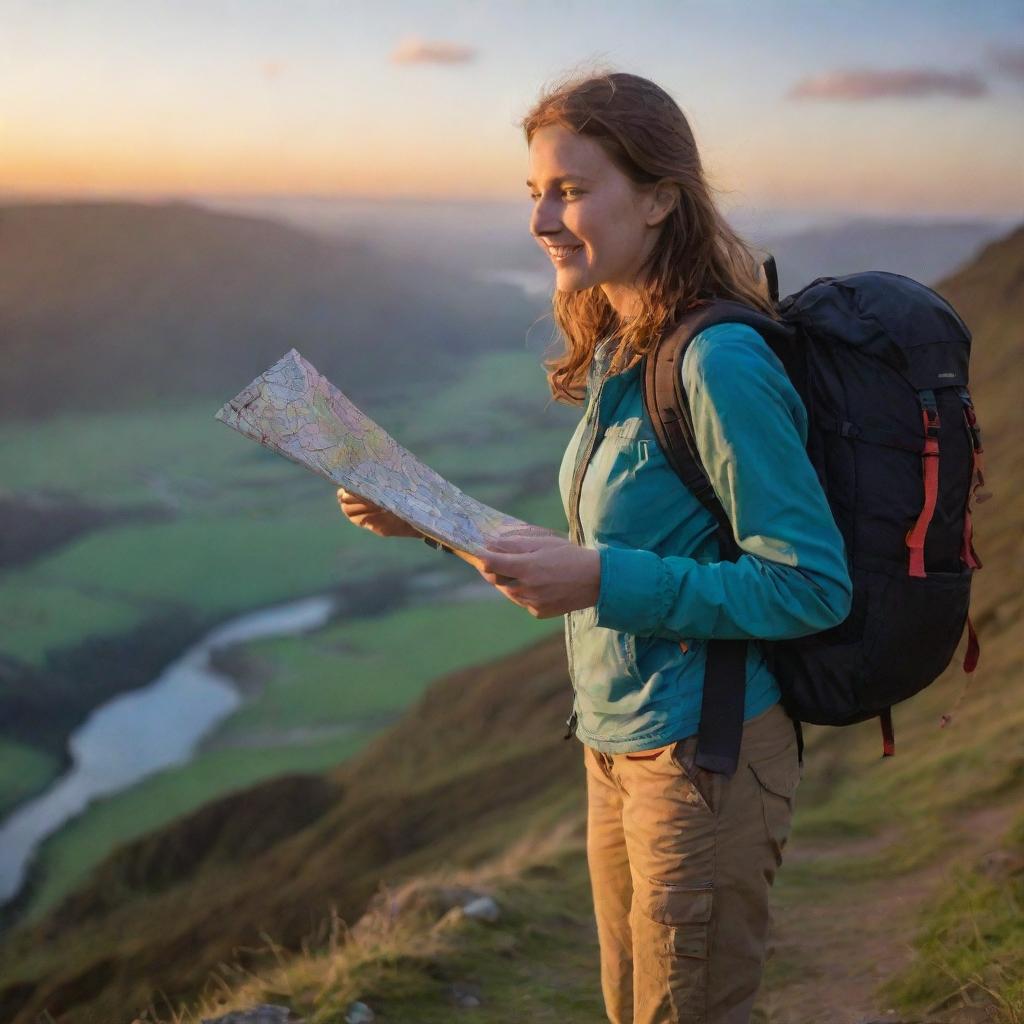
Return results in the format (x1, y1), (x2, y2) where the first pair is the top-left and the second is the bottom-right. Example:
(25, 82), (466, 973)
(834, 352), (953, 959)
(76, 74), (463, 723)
(215, 349), (545, 566)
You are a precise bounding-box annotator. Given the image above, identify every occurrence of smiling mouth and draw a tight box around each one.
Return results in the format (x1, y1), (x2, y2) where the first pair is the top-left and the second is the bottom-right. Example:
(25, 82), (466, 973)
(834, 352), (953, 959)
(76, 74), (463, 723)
(549, 244), (583, 261)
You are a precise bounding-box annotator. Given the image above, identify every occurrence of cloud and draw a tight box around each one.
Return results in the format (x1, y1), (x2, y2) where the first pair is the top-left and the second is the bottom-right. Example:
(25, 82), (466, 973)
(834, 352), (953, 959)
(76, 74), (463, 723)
(988, 43), (1024, 82)
(390, 36), (477, 65)
(788, 68), (988, 100)
(261, 61), (286, 80)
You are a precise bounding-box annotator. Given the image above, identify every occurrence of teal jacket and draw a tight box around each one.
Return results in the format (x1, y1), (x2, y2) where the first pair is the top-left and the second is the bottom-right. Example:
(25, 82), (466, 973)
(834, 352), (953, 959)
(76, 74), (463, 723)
(558, 321), (853, 753)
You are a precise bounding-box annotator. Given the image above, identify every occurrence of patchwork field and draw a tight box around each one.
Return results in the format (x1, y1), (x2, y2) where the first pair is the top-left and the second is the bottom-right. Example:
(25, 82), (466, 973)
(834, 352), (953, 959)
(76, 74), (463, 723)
(0, 347), (577, 902)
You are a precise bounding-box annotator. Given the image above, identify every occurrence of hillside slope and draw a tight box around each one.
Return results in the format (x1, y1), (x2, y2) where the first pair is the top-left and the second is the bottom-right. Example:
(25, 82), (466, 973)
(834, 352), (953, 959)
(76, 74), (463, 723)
(0, 200), (537, 419)
(0, 635), (587, 1022)
(0, 223), (1021, 1023)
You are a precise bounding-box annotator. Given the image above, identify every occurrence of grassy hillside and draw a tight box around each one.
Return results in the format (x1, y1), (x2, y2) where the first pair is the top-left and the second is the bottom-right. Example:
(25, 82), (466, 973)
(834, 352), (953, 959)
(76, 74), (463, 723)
(0, 224), (1020, 1023)
(0, 634), (586, 1022)
(0, 200), (541, 420)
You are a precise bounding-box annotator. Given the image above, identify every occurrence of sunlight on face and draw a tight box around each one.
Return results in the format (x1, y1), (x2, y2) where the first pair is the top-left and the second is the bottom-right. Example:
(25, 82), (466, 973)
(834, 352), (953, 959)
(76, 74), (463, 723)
(527, 124), (662, 317)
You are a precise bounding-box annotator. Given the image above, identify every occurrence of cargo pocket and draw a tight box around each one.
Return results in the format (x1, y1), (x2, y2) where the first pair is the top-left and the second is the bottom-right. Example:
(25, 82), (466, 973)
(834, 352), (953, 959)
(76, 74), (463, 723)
(748, 745), (800, 865)
(667, 743), (718, 815)
(632, 879), (712, 1023)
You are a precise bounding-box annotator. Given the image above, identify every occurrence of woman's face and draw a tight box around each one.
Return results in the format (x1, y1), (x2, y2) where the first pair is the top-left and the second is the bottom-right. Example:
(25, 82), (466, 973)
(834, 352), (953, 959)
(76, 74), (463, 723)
(527, 123), (674, 317)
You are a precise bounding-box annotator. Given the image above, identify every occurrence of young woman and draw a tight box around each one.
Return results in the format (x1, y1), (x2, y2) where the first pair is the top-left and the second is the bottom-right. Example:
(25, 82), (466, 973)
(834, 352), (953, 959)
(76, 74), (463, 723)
(338, 70), (852, 1024)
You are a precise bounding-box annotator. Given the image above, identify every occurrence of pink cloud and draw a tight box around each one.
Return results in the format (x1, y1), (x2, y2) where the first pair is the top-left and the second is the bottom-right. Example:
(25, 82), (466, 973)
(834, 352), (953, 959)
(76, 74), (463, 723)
(988, 43), (1024, 82)
(788, 68), (988, 100)
(390, 36), (477, 65)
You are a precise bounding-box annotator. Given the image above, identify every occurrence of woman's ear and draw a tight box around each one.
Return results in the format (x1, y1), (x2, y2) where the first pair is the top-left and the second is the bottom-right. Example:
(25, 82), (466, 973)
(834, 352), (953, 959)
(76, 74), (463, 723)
(645, 179), (679, 228)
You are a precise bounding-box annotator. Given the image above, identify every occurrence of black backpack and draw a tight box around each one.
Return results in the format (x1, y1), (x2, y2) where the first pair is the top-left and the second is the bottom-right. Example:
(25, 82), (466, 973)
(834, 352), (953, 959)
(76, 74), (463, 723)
(640, 258), (987, 775)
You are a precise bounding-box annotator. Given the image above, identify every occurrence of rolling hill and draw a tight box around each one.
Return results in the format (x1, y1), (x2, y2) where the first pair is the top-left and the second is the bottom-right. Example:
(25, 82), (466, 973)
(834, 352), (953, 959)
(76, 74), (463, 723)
(0, 200), (540, 420)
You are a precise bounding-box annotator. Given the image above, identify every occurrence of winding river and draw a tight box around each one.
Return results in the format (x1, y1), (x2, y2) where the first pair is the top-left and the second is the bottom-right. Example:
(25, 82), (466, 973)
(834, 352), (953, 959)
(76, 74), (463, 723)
(0, 567), (493, 908)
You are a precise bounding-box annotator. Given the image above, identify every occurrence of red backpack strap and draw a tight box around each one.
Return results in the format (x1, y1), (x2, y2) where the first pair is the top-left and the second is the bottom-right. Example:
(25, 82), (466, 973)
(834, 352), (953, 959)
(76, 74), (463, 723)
(955, 386), (985, 570)
(879, 707), (895, 757)
(905, 389), (940, 578)
(963, 611), (980, 674)
(954, 387), (985, 676)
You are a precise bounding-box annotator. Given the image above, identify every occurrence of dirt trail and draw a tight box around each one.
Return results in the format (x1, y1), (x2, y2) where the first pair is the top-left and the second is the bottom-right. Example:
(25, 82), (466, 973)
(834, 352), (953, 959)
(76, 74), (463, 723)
(756, 803), (1019, 1023)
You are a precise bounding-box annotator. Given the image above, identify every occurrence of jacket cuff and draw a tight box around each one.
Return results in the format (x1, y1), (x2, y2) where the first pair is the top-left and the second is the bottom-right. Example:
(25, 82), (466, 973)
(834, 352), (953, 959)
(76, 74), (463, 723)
(593, 541), (675, 634)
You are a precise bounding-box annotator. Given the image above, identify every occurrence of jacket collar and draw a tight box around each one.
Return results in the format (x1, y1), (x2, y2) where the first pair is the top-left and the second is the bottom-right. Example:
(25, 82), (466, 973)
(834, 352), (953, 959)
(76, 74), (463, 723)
(589, 335), (643, 407)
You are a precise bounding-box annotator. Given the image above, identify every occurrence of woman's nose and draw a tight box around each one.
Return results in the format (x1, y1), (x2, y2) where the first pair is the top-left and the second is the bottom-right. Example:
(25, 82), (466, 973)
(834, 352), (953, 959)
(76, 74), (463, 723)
(530, 196), (562, 237)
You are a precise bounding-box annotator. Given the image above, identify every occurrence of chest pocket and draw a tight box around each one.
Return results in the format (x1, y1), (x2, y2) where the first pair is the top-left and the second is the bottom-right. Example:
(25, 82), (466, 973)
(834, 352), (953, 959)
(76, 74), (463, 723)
(581, 416), (697, 547)
(603, 420), (651, 453)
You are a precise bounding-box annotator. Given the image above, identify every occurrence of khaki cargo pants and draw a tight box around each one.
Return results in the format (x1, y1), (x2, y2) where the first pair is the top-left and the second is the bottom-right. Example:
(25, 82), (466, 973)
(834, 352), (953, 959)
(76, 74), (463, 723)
(584, 701), (801, 1024)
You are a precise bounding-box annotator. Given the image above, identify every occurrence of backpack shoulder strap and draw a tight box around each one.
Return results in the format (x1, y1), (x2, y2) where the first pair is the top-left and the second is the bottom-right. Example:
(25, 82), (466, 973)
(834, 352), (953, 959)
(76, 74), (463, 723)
(641, 299), (789, 554)
(640, 298), (793, 776)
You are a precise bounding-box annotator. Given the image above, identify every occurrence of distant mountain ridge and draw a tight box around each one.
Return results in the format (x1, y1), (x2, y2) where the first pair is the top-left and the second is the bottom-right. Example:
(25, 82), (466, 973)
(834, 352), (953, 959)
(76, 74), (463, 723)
(760, 216), (1013, 299)
(200, 194), (1014, 299)
(0, 201), (538, 420)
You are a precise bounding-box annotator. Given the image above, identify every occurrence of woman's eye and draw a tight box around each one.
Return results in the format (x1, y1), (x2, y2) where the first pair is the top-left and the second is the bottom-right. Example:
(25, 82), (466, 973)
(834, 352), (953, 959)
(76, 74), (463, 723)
(528, 189), (582, 201)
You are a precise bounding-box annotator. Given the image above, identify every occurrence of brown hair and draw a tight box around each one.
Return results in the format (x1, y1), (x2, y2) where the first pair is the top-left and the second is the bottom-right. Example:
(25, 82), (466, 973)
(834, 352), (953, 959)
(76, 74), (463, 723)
(520, 67), (780, 406)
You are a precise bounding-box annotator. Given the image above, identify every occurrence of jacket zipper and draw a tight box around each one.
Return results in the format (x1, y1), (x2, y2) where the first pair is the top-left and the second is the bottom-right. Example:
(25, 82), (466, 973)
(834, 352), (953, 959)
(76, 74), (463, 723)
(563, 372), (609, 739)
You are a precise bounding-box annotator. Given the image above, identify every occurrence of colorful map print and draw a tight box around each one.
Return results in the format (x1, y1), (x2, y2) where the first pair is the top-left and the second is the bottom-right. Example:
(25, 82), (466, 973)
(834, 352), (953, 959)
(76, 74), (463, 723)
(215, 349), (535, 558)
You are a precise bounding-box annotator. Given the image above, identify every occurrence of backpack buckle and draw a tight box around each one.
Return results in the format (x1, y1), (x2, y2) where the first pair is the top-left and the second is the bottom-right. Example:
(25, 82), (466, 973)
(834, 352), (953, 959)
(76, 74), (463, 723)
(921, 403), (941, 451)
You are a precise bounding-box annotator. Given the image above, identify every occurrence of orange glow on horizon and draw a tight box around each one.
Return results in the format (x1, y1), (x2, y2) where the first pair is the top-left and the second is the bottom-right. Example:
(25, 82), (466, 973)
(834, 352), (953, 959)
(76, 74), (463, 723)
(0, 123), (522, 200)
(2, 130), (1020, 217)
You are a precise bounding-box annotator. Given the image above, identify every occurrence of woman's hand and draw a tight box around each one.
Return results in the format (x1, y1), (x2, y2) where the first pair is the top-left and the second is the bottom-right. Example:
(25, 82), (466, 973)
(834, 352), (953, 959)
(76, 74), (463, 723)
(475, 530), (601, 618)
(336, 487), (424, 539)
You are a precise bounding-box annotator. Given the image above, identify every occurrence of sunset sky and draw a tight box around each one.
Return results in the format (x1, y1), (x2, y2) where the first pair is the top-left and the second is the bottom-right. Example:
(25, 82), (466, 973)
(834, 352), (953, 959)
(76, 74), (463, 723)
(3, 0), (1022, 218)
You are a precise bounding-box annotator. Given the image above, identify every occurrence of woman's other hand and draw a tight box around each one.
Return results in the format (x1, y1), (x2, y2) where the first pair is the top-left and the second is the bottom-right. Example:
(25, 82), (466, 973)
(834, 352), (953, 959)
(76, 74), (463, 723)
(475, 531), (600, 618)
(336, 487), (424, 539)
